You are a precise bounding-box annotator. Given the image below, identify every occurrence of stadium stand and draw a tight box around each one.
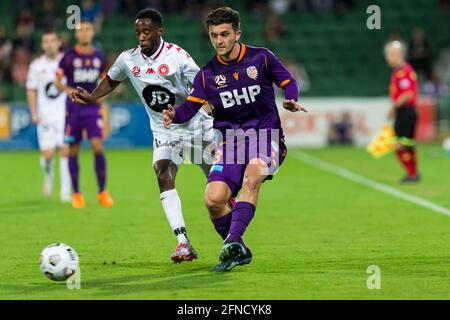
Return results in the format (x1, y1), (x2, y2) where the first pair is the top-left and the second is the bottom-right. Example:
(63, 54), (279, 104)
(0, 0), (449, 101)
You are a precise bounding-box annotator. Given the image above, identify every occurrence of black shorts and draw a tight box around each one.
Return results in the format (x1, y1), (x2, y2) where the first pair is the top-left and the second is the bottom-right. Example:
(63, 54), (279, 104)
(394, 107), (417, 142)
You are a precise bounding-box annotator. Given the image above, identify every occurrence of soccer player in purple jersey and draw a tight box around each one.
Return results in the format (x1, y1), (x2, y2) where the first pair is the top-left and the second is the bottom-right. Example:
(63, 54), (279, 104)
(163, 7), (307, 271)
(55, 19), (114, 209)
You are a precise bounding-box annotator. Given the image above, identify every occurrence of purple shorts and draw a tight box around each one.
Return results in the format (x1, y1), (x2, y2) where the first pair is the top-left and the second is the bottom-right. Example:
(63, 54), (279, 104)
(207, 129), (287, 197)
(64, 112), (103, 144)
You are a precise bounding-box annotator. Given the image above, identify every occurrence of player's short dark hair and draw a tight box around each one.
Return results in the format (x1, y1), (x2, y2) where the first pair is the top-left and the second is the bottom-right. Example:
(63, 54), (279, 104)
(135, 8), (163, 28)
(42, 28), (58, 37)
(204, 7), (240, 31)
(79, 18), (93, 25)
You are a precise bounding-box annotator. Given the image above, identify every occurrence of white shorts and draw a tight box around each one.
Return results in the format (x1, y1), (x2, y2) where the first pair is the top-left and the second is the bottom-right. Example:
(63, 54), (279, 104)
(152, 126), (216, 166)
(37, 121), (66, 151)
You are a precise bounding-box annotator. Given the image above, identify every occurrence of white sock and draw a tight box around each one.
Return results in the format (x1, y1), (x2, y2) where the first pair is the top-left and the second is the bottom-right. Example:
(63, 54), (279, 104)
(60, 157), (71, 197)
(160, 189), (189, 244)
(40, 156), (54, 180)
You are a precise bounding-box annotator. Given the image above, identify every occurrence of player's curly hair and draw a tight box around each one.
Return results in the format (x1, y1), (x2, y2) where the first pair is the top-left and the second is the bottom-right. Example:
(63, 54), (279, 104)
(204, 7), (240, 31)
(135, 8), (163, 28)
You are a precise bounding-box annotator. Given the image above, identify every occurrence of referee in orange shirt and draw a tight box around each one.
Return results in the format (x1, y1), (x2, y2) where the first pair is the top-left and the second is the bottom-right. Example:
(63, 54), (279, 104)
(384, 40), (420, 183)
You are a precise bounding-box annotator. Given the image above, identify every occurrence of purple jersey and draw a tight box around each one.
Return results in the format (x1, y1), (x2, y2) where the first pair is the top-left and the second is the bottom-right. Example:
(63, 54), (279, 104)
(187, 44), (295, 134)
(58, 45), (105, 115)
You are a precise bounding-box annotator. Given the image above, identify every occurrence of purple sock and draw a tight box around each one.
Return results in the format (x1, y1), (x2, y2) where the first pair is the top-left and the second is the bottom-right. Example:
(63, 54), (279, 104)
(211, 213), (232, 240)
(94, 153), (106, 193)
(226, 202), (256, 244)
(68, 155), (79, 193)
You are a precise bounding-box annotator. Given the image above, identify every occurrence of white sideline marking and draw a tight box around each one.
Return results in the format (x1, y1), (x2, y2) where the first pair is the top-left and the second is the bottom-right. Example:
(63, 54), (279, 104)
(293, 151), (450, 217)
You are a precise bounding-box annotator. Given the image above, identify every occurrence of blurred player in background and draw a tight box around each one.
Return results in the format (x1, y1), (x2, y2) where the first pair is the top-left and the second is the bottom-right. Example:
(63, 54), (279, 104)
(55, 19), (114, 208)
(26, 30), (71, 202)
(164, 7), (307, 271)
(385, 40), (420, 183)
(71, 9), (216, 263)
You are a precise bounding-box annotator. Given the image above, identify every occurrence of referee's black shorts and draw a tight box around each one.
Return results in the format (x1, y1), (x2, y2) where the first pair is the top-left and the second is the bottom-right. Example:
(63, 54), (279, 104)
(394, 106), (417, 145)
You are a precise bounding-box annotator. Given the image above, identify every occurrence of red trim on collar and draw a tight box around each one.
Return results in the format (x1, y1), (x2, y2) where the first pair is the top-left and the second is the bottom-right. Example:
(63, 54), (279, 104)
(152, 40), (165, 60)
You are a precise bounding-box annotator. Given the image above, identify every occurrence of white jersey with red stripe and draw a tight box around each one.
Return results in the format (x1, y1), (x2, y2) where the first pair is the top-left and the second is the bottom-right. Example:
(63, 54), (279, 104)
(107, 38), (212, 137)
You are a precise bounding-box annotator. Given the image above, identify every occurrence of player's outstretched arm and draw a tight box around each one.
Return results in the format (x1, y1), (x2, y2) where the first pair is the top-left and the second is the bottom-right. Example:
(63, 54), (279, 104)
(162, 99), (204, 128)
(281, 80), (307, 113)
(71, 77), (119, 104)
(55, 72), (76, 96)
(264, 49), (307, 113)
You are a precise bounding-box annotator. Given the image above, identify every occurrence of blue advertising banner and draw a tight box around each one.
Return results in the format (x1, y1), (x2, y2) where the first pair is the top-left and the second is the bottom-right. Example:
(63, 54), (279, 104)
(0, 102), (153, 150)
(0, 103), (38, 150)
(103, 102), (153, 148)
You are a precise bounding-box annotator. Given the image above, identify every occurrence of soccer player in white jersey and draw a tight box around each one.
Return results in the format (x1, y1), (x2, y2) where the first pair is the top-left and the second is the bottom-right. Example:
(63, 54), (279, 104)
(26, 30), (71, 202)
(71, 8), (215, 263)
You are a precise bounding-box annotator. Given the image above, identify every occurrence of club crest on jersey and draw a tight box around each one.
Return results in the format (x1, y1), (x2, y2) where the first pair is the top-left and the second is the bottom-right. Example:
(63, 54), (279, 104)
(73, 58), (82, 68)
(132, 66), (140, 77)
(158, 64), (169, 76)
(215, 74), (227, 87)
(246, 66), (258, 80)
(93, 57), (101, 69)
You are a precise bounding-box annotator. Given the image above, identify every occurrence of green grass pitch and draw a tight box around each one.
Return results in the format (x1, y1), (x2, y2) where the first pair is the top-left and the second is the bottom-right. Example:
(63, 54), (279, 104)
(0, 145), (449, 299)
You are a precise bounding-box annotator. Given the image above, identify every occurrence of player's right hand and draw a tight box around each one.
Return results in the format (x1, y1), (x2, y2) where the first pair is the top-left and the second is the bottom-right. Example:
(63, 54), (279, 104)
(387, 107), (396, 120)
(31, 113), (40, 124)
(71, 86), (94, 104)
(163, 104), (176, 129)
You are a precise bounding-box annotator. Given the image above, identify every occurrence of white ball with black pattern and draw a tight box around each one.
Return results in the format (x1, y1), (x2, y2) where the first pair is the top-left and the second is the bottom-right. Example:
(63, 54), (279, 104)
(39, 243), (79, 281)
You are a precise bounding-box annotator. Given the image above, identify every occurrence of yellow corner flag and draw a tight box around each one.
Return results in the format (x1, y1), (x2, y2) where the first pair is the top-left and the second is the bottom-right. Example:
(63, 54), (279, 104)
(367, 123), (397, 158)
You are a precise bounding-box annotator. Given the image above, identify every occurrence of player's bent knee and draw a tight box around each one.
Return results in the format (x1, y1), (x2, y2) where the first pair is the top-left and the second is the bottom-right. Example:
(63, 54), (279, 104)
(90, 139), (104, 154)
(60, 145), (69, 157)
(242, 175), (263, 193)
(156, 172), (175, 191)
(42, 151), (54, 162)
(91, 145), (104, 155)
(93, 150), (104, 156)
(69, 144), (80, 157)
(204, 194), (227, 216)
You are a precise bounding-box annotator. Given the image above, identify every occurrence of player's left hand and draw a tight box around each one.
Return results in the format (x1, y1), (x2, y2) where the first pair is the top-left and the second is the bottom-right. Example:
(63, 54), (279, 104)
(283, 99), (308, 113)
(163, 104), (176, 128)
(71, 86), (94, 104)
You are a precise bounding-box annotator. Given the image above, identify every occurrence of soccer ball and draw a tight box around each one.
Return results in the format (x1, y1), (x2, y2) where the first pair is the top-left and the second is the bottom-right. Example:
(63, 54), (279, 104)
(39, 243), (79, 281)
